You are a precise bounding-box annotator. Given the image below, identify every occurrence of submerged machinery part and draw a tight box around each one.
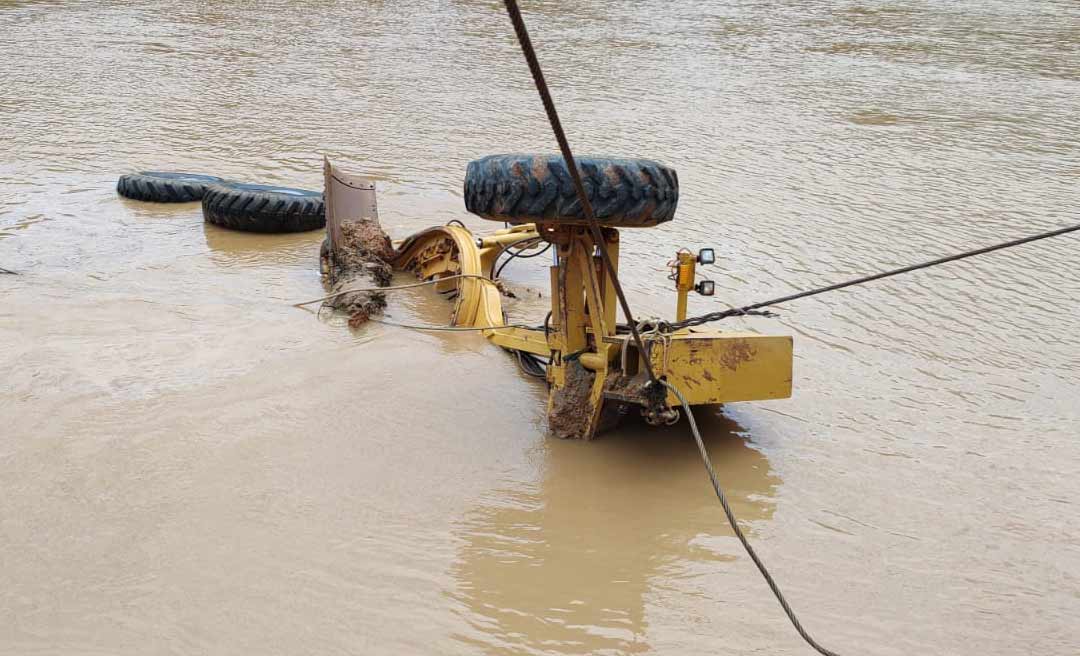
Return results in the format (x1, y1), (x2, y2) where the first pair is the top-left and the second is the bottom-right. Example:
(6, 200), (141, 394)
(117, 172), (226, 202)
(202, 183), (325, 233)
(391, 224), (509, 330)
(386, 212), (793, 439)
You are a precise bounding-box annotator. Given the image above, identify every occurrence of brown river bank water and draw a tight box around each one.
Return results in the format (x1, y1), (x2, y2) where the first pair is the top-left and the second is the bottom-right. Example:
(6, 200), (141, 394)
(2, 1), (1078, 654)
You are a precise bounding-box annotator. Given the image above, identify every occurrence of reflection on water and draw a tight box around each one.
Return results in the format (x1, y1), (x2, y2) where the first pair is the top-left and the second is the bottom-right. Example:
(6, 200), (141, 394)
(202, 221), (322, 269)
(452, 412), (778, 655)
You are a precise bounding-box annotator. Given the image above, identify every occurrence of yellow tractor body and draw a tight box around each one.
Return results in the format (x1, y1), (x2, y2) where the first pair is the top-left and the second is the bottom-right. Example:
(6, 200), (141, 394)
(326, 154), (794, 439)
(391, 221), (792, 438)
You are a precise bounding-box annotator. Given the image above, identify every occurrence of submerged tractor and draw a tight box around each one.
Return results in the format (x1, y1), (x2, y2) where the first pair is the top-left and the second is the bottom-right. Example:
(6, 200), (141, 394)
(324, 154), (794, 440)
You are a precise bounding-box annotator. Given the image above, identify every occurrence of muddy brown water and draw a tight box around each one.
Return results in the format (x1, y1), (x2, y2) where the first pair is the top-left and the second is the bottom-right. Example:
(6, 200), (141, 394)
(2, 1), (1079, 654)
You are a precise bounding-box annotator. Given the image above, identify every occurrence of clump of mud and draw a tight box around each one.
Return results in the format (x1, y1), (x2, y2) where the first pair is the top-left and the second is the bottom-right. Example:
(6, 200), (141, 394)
(321, 219), (395, 327)
(547, 360), (596, 440)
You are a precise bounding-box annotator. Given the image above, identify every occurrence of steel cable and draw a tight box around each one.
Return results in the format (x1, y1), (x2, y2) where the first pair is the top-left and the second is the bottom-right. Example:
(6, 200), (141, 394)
(502, 0), (662, 389)
(291, 273), (490, 308)
(502, 5), (846, 652)
(671, 222), (1080, 330)
(369, 318), (533, 332)
(663, 380), (843, 656)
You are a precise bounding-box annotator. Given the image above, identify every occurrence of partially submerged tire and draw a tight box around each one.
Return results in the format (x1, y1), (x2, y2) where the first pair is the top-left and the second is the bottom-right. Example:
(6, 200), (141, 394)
(464, 154), (679, 227)
(117, 172), (226, 202)
(201, 183), (325, 233)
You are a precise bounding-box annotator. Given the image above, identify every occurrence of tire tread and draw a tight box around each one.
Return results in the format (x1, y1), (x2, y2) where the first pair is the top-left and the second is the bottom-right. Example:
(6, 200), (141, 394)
(117, 172), (224, 203)
(201, 184), (324, 233)
(464, 155), (678, 227)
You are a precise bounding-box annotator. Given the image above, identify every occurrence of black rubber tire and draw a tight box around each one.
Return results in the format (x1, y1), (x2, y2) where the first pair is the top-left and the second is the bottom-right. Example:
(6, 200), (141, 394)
(464, 154), (679, 227)
(117, 172), (226, 202)
(201, 183), (325, 233)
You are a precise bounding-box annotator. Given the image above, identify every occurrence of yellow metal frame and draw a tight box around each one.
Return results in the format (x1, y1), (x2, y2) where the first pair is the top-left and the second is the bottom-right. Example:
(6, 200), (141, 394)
(392, 222), (793, 439)
(674, 250), (696, 322)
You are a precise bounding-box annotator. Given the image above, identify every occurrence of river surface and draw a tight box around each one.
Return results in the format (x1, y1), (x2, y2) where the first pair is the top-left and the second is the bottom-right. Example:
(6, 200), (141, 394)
(2, 1), (1079, 654)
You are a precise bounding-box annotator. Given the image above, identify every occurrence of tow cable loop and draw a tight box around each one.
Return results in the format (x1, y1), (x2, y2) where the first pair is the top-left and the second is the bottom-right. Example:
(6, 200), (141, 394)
(291, 273), (490, 308)
(502, 0), (662, 391)
(672, 221), (1080, 331)
(663, 380), (843, 656)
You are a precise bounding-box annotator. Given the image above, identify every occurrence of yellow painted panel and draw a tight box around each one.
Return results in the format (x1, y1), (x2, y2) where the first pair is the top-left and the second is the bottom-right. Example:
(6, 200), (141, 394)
(653, 332), (793, 405)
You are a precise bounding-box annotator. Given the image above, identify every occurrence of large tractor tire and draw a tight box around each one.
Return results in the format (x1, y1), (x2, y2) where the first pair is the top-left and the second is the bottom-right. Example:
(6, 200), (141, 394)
(201, 183), (325, 233)
(117, 172), (226, 202)
(464, 154), (679, 227)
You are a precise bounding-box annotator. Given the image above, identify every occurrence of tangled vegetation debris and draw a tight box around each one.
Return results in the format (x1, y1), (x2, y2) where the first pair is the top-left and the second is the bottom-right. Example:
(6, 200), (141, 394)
(321, 219), (395, 326)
